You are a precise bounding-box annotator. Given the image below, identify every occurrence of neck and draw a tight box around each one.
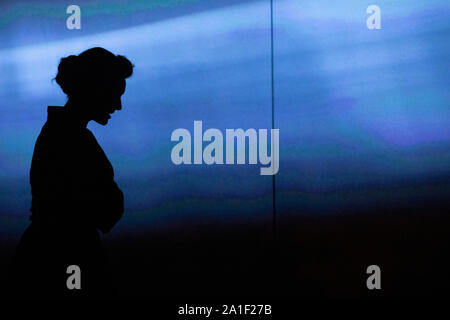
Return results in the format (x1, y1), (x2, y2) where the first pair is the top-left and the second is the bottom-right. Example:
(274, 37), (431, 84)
(64, 99), (90, 128)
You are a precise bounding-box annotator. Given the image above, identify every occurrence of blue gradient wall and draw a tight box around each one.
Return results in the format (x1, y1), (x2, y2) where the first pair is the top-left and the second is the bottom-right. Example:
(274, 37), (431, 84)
(0, 0), (449, 240)
(274, 0), (450, 218)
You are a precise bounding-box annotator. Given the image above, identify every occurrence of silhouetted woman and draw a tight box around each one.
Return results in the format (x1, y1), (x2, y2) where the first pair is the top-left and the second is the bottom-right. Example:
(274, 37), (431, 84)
(12, 47), (133, 298)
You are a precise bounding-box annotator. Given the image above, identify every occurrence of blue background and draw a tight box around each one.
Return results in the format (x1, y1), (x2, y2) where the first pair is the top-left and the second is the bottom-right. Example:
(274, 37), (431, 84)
(0, 1), (449, 294)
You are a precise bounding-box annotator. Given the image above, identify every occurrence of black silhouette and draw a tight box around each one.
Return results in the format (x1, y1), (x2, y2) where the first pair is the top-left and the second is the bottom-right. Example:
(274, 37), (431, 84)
(10, 47), (133, 298)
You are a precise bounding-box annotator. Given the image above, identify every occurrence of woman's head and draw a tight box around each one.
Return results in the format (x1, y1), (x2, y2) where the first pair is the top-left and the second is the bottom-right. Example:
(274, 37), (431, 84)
(55, 47), (134, 125)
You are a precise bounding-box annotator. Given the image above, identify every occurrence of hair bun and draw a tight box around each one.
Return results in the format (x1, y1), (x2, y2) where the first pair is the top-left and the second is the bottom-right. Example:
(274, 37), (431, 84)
(54, 48), (134, 98)
(55, 55), (79, 95)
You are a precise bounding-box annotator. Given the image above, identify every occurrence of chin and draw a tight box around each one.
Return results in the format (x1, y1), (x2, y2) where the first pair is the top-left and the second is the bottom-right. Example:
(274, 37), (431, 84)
(94, 118), (109, 126)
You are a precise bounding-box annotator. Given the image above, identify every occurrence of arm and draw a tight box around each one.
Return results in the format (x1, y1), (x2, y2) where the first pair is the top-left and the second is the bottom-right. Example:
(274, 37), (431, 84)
(67, 130), (125, 233)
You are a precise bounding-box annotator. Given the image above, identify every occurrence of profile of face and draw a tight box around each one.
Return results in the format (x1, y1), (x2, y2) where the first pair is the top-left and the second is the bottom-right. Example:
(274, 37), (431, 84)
(84, 77), (126, 126)
(55, 47), (133, 126)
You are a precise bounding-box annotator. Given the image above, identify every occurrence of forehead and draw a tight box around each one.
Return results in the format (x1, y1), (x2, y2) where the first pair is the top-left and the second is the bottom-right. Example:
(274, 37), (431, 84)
(116, 79), (126, 95)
